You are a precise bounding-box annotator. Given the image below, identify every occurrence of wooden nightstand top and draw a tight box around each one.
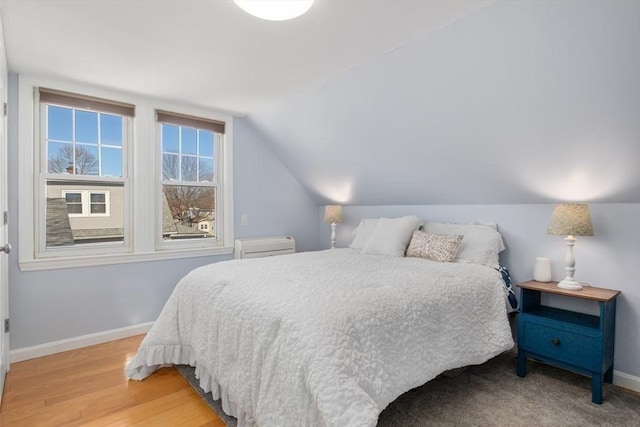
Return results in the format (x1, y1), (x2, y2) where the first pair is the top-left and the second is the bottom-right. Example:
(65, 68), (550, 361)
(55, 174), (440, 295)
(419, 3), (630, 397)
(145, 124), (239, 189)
(517, 280), (620, 302)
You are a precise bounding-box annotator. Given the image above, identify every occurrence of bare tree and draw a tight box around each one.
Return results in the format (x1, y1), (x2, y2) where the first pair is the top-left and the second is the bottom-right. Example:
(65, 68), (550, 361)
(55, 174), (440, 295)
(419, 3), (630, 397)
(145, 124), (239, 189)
(163, 185), (215, 223)
(163, 154), (213, 182)
(162, 154), (215, 223)
(162, 154), (180, 181)
(49, 145), (98, 175)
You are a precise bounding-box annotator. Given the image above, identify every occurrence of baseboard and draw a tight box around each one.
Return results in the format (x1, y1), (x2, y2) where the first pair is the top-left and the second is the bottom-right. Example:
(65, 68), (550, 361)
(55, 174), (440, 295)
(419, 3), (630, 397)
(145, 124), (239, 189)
(9, 322), (640, 395)
(614, 370), (640, 394)
(9, 321), (154, 364)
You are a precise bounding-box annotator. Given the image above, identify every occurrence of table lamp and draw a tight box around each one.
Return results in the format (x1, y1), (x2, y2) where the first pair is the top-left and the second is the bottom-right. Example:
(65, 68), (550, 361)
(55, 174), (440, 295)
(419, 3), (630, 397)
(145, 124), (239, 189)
(547, 203), (594, 290)
(323, 205), (343, 249)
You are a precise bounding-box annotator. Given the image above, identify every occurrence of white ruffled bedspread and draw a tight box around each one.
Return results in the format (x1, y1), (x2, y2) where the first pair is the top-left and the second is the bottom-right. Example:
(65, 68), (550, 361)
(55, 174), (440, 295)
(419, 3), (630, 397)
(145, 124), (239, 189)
(125, 249), (513, 427)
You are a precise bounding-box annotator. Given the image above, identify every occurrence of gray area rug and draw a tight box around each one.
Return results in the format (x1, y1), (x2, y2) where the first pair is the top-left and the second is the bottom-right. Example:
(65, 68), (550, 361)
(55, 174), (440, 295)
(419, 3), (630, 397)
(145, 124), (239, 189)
(176, 353), (640, 426)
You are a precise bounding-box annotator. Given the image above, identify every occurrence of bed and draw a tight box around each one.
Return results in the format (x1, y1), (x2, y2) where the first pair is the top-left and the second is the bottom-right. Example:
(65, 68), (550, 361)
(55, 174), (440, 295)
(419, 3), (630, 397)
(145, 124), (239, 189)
(126, 218), (514, 427)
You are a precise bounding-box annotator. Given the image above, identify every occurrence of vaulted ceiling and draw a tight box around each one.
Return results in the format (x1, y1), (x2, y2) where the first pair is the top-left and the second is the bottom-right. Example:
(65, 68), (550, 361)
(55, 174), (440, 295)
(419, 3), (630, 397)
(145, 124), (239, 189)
(245, 0), (640, 205)
(2, 0), (638, 206)
(0, 0), (493, 115)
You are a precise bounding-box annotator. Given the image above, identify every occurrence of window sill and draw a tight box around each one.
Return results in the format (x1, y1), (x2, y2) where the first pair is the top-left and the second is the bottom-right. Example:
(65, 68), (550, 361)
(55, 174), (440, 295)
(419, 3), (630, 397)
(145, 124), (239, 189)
(18, 246), (234, 271)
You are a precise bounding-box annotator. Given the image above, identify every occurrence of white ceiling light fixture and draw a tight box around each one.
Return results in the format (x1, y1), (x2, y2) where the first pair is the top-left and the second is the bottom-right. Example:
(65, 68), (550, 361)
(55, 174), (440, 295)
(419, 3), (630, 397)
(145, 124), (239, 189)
(233, 0), (315, 21)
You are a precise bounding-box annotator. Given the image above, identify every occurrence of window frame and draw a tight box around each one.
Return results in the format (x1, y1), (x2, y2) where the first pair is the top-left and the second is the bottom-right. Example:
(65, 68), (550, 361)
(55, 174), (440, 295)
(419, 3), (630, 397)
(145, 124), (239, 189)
(156, 111), (225, 250)
(61, 190), (111, 218)
(17, 76), (234, 271)
(62, 191), (84, 216)
(37, 89), (132, 258)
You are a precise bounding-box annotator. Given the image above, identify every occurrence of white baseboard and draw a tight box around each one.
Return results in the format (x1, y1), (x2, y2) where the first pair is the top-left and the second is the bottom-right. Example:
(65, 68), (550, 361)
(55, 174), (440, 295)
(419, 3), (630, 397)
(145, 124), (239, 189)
(614, 370), (640, 394)
(9, 321), (154, 364)
(8, 323), (640, 395)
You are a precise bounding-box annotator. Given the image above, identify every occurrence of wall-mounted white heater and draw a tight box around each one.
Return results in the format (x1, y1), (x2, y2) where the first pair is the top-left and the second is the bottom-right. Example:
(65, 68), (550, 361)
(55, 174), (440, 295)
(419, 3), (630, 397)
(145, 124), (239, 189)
(234, 236), (296, 259)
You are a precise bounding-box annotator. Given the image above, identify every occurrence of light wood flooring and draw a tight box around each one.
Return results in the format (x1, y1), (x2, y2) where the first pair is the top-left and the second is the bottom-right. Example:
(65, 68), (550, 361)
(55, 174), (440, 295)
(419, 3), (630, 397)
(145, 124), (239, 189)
(0, 335), (226, 426)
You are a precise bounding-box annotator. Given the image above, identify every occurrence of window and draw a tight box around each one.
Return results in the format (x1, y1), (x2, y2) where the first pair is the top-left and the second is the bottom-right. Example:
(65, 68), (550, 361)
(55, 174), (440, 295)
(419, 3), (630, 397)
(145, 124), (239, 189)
(64, 192), (83, 214)
(18, 77), (234, 271)
(91, 192), (108, 214)
(157, 110), (225, 246)
(40, 88), (132, 251)
(61, 190), (110, 217)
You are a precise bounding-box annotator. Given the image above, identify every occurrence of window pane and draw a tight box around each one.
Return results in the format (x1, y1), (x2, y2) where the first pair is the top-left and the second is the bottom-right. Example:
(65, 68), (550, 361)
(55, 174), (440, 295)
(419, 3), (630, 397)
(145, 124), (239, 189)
(67, 204), (83, 214)
(47, 106), (73, 141)
(181, 156), (198, 181)
(75, 110), (98, 144)
(162, 185), (216, 241)
(162, 124), (179, 153)
(91, 203), (106, 214)
(75, 145), (99, 175)
(101, 146), (123, 177)
(100, 114), (123, 146)
(48, 141), (74, 174)
(65, 193), (82, 203)
(65, 192), (83, 214)
(46, 181), (123, 247)
(198, 158), (214, 182)
(90, 193), (105, 203)
(162, 153), (180, 180)
(182, 127), (197, 155)
(198, 130), (214, 157)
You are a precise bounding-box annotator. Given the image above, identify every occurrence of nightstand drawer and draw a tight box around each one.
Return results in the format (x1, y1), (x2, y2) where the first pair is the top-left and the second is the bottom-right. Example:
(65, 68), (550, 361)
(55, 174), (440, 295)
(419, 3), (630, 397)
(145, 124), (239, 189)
(522, 322), (599, 371)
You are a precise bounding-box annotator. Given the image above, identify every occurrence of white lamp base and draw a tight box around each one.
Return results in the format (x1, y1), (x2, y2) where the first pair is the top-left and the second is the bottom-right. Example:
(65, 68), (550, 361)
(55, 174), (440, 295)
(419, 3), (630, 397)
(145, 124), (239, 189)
(557, 235), (582, 290)
(330, 222), (337, 249)
(557, 279), (583, 291)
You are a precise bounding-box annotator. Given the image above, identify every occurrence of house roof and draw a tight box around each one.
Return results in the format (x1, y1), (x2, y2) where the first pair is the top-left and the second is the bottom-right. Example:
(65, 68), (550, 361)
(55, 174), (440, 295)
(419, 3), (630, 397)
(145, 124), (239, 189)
(45, 198), (74, 247)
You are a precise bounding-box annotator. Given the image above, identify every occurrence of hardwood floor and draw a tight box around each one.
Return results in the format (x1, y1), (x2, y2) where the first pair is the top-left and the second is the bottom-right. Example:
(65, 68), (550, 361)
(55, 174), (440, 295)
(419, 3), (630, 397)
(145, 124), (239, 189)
(0, 335), (226, 426)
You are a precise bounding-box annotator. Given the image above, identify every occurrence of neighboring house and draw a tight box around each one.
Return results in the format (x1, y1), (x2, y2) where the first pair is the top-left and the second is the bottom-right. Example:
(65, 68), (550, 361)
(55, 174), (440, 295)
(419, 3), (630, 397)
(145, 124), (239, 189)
(161, 192), (209, 240)
(46, 182), (211, 245)
(190, 214), (216, 237)
(46, 181), (124, 245)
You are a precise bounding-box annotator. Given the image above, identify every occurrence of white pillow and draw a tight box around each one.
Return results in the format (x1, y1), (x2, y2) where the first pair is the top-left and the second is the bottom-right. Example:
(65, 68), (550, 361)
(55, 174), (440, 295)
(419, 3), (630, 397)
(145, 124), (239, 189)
(349, 218), (380, 250)
(361, 216), (420, 257)
(424, 222), (505, 267)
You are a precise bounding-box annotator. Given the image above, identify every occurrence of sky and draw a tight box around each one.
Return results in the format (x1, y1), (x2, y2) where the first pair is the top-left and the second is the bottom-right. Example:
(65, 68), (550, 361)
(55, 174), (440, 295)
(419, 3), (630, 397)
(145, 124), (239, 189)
(46, 105), (216, 182)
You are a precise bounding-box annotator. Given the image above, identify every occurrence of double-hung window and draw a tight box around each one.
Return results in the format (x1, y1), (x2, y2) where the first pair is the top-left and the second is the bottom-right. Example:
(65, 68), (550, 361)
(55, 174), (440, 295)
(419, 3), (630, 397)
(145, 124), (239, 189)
(61, 190), (110, 217)
(157, 110), (225, 248)
(19, 78), (234, 270)
(39, 88), (132, 252)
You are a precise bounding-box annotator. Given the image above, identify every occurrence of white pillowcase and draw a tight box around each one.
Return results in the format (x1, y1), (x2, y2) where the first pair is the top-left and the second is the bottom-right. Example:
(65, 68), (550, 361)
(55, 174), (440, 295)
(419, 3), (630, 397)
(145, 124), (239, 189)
(423, 222), (505, 267)
(361, 216), (420, 257)
(349, 218), (380, 250)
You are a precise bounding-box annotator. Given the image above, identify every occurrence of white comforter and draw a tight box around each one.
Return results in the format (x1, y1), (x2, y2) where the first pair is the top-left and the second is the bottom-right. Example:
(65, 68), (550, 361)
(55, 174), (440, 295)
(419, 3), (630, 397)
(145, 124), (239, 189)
(125, 249), (513, 426)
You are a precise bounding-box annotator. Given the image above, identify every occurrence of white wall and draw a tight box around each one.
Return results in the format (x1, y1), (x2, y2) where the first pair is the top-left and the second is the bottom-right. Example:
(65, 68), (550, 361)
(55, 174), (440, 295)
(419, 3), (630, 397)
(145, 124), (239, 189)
(319, 203), (640, 380)
(6, 74), (320, 350)
(234, 118), (319, 251)
(248, 0), (640, 206)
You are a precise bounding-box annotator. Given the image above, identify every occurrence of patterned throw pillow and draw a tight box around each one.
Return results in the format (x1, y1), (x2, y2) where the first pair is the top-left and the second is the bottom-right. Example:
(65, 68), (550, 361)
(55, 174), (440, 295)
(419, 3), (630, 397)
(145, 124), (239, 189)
(406, 230), (463, 262)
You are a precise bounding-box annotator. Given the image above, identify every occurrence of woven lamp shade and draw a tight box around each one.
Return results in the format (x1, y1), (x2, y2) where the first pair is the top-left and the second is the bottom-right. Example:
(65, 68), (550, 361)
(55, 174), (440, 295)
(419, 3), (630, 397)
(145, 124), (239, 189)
(547, 204), (594, 236)
(323, 205), (344, 224)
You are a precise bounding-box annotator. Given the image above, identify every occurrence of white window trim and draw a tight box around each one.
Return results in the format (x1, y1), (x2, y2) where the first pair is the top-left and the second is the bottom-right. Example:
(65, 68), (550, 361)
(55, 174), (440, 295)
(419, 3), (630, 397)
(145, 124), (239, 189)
(18, 75), (234, 271)
(156, 119), (224, 251)
(61, 191), (84, 216)
(61, 190), (111, 217)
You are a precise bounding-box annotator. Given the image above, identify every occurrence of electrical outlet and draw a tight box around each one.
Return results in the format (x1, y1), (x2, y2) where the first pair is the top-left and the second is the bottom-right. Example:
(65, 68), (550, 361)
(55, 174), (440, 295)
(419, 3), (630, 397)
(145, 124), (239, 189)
(241, 214), (248, 226)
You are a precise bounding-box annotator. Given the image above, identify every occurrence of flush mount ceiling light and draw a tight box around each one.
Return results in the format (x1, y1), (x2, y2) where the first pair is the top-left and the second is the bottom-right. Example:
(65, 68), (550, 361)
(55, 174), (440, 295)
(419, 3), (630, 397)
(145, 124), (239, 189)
(233, 0), (315, 21)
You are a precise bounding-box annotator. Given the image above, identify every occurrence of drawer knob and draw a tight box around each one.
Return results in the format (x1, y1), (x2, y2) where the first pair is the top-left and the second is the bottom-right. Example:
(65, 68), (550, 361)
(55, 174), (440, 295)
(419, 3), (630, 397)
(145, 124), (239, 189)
(551, 337), (560, 346)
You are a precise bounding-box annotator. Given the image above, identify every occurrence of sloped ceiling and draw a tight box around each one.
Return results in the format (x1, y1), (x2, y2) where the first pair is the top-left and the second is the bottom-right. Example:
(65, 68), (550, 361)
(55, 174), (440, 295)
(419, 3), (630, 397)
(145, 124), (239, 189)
(0, 0), (494, 115)
(247, 0), (640, 205)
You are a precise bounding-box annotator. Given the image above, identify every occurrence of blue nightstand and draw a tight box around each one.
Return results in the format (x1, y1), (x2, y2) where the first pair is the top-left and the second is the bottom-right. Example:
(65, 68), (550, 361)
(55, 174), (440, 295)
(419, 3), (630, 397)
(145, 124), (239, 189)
(516, 280), (620, 404)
